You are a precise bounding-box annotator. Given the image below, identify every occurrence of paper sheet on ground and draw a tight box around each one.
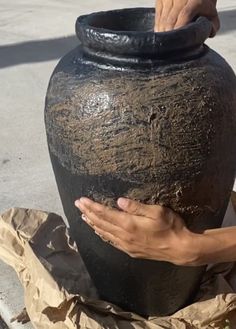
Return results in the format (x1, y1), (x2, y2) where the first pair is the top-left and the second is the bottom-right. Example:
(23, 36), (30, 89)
(0, 193), (236, 329)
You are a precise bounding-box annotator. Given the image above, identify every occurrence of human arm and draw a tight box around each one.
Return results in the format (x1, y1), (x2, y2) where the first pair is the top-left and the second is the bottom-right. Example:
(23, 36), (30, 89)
(75, 197), (236, 266)
(155, 0), (220, 37)
(195, 226), (236, 265)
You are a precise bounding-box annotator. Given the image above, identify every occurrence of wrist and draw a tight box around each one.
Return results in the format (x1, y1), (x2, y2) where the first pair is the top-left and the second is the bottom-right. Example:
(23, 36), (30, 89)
(177, 229), (207, 266)
(178, 227), (236, 266)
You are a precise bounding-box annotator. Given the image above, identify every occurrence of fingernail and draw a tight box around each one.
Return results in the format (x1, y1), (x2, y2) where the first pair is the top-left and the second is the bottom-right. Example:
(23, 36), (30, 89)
(82, 215), (94, 227)
(117, 197), (129, 208)
(81, 214), (92, 225)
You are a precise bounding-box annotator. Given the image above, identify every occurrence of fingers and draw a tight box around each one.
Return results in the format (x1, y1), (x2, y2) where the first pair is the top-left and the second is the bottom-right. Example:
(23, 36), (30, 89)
(158, 0), (174, 32)
(81, 214), (129, 254)
(174, 0), (217, 30)
(156, 0), (188, 32)
(76, 199), (123, 234)
(93, 226), (122, 248)
(209, 14), (220, 37)
(117, 197), (164, 220)
(81, 212), (120, 238)
(155, 0), (219, 37)
(92, 225), (144, 259)
(155, 0), (163, 32)
(174, 2), (199, 29)
(75, 197), (175, 235)
(75, 197), (136, 232)
(195, 0), (220, 37)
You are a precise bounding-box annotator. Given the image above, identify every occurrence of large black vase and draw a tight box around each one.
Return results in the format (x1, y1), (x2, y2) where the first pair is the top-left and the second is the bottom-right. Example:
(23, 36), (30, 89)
(45, 8), (236, 317)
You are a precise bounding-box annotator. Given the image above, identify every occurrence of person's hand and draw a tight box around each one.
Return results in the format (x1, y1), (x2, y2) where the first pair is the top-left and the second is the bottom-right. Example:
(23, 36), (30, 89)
(155, 0), (220, 37)
(75, 197), (199, 266)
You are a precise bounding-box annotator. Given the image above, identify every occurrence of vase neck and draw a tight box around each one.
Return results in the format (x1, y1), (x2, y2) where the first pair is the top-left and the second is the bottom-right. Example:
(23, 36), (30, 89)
(76, 8), (212, 67)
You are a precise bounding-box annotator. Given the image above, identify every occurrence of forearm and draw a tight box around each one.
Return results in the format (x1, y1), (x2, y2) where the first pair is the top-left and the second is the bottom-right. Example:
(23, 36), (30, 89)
(187, 227), (236, 266)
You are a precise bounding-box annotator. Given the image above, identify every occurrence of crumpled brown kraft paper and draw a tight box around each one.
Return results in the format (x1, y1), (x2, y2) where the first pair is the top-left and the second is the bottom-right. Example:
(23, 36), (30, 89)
(0, 195), (236, 329)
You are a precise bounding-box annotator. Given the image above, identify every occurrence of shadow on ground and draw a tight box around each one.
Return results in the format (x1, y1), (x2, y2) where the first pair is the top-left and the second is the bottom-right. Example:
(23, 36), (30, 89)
(0, 35), (78, 69)
(0, 9), (235, 69)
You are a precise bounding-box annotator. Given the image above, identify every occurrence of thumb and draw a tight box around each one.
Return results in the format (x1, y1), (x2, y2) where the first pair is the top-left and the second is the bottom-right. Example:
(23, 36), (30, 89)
(209, 14), (220, 37)
(117, 198), (162, 219)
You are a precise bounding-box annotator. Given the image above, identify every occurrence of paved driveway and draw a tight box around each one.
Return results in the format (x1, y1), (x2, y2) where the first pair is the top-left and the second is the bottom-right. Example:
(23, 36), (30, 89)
(0, 0), (235, 327)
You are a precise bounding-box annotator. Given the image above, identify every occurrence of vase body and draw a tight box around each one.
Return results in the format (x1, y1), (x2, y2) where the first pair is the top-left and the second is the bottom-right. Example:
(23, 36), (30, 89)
(45, 8), (236, 317)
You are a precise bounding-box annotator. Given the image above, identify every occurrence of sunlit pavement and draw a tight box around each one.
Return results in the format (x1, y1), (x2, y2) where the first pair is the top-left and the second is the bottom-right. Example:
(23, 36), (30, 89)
(0, 0), (235, 327)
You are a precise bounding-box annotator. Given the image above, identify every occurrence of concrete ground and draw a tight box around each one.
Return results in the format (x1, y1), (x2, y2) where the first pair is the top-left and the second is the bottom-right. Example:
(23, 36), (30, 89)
(0, 0), (235, 327)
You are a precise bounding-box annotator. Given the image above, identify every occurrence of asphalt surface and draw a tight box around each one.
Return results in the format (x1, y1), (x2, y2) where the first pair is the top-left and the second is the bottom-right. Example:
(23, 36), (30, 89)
(0, 0), (235, 327)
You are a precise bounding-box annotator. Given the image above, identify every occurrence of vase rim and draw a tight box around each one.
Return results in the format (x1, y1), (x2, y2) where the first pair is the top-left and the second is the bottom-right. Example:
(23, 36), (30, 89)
(76, 7), (212, 59)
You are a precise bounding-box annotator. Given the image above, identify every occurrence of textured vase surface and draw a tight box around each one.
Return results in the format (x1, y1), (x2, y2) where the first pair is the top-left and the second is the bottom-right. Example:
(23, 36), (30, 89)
(45, 8), (236, 317)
